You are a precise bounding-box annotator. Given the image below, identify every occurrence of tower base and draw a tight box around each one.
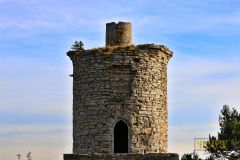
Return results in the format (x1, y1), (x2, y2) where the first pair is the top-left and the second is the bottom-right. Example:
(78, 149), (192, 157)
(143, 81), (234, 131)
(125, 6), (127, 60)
(63, 153), (179, 160)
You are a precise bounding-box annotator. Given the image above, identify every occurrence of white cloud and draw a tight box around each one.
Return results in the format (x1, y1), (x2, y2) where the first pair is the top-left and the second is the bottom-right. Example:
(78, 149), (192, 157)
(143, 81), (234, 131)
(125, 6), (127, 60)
(169, 54), (240, 112)
(0, 0), (132, 31)
(0, 55), (72, 116)
(1, 0), (239, 41)
(0, 123), (72, 160)
(1, 0), (240, 158)
(169, 123), (219, 156)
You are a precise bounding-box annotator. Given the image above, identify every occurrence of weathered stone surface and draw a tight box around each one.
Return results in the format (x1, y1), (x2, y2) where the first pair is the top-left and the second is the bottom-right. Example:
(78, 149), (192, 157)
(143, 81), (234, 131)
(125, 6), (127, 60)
(64, 21), (179, 160)
(68, 43), (173, 154)
(106, 22), (132, 46)
(64, 153), (179, 160)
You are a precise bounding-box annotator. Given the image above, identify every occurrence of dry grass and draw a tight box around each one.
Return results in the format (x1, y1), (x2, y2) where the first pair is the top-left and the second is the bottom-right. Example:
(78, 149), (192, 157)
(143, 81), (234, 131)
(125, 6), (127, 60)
(91, 45), (137, 54)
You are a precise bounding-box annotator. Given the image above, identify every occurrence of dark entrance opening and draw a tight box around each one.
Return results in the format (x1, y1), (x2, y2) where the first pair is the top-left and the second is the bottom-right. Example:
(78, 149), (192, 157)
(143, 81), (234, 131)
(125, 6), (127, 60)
(114, 120), (128, 153)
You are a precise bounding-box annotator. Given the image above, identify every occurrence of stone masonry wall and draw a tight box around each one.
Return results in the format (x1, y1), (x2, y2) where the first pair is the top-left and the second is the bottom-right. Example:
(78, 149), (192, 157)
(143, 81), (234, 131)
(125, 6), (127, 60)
(106, 22), (132, 46)
(64, 153), (179, 160)
(67, 44), (173, 154)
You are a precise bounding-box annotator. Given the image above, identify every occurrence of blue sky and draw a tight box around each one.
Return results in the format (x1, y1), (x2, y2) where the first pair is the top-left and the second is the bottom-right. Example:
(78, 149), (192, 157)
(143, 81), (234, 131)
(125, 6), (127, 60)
(1, 0), (240, 159)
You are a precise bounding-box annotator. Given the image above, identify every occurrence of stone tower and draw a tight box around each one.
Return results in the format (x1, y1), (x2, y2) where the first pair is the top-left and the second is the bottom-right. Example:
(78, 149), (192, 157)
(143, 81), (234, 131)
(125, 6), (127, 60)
(106, 22), (132, 46)
(64, 22), (179, 160)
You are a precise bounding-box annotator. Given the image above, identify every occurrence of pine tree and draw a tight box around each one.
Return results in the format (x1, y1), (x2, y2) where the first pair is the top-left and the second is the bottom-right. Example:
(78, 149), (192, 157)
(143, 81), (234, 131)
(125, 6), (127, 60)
(181, 152), (202, 160)
(71, 41), (84, 51)
(205, 105), (240, 159)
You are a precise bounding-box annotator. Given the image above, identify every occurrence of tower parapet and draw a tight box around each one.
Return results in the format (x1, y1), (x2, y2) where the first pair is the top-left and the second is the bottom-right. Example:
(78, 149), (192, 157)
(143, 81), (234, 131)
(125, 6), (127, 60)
(106, 22), (132, 46)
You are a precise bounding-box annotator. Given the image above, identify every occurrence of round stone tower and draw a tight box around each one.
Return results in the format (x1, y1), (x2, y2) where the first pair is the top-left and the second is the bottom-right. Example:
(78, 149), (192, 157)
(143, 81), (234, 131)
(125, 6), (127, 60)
(106, 22), (132, 46)
(64, 22), (179, 160)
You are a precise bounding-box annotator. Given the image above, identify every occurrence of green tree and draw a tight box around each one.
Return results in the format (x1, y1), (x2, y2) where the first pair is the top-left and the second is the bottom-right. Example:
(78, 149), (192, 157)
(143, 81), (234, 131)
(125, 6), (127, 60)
(71, 41), (84, 51)
(181, 152), (202, 160)
(204, 155), (214, 160)
(205, 105), (240, 159)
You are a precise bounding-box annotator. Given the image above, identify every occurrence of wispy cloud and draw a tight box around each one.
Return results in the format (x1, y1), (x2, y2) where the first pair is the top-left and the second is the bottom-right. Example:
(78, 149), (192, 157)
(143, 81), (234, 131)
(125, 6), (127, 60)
(0, 55), (72, 124)
(132, 0), (240, 34)
(169, 123), (219, 156)
(2, 0), (240, 41)
(1, 0), (240, 158)
(168, 53), (240, 126)
(0, 123), (71, 160)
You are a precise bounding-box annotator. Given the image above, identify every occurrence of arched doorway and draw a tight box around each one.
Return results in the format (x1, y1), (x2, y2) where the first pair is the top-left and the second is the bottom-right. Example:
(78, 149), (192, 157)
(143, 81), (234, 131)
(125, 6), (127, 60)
(114, 120), (129, 153)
